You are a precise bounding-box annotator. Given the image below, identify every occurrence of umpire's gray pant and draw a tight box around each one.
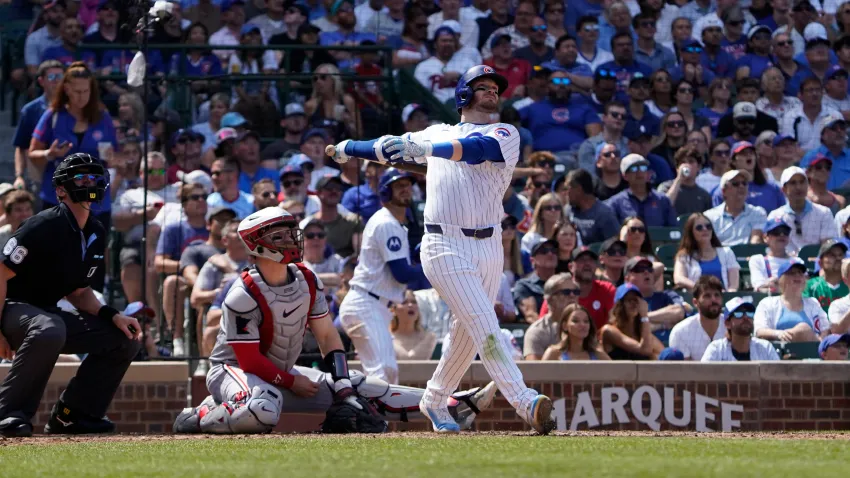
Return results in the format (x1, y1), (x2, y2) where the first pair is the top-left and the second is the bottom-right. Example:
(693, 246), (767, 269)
(0, 302), (141, 423)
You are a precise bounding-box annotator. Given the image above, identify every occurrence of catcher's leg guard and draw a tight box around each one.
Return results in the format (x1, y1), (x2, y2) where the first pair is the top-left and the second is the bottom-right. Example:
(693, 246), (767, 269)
(173, 395), (217, 433)
(197, 385), (283, 434)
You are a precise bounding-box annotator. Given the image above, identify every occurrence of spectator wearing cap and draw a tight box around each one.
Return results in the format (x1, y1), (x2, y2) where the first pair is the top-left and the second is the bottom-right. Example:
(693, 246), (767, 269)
(299, 128), (339, 189)
(767, 134), (799, 182)
(781, 77), (842, 151)
(340, 161), (386, 222)
(727, 102), (760, 145)
(821, 65), (850, 118)
(717, 78), (780, 138)
(210, 0), (249, 62)
(820, 333), (850, 360)
(594, 142), (628, 201)
(827, 259), (850, 333)
(595, 237), (627, 285)
(800, 115), (850, 191)
(164, 128), (206, 183)
(767, 166), (838, 253)
(577, 101), (630, 174)
(186, 0), (223, 33)
(301, 175), (362, 257)
(701, 297), (781, 361)
(413, 26), (477, 104)
(598, 32), (654, 94)
(402, 103), (430, 133)
(633, 12), (677, 72)
(756, 67), (803, 126)
(483, 34), (533, 98)
(511, 66), (551, 111)
(279, 162), (315, 214)
(268, 2), (308, 48)
(627, 255), (690, 339)
(754, 257), (827, 342)
(711, 141), (785, 213)
(669, 38), (715, 92)
(600, 282), (665, 360)
(568, 246), (616, 330)
(749, 217), (794, 292)
(519, 70), (602, 163)
(540, 35), (594, 91)
(575, 16), (614, 72)
(794, 22), (835, 73)
(563, 169), (620, 244)
(657, 144), (713, 217)
(23, 0), (66, 78)
(318, 1), (377, 70)
(480, 0), (556, 60)
(514, 17), (555, 66)
(704, 169), (767, 245)
(697, 17), (736, 79)
(81, 0), (130, 66)
(835, 35), (850, 89)
(625, 74), (661, 136)
(674, 212), (741, 292)
(805, 239), (849, 309)
(574, 68), (618, 118)
(668, 275), (726, 360)
(605, 154), (678, 227)
(207, 158), (254, 219)
(679, 0), (717, 30)
(233, 130), (279, 193)
(806, 155), (846, 214)
(734, 25), (774, 80)
(513, 239), (559, 323)
(261, 103), (307, 162)
(624, 124), (675, 186)
(523, 273), (581, 358)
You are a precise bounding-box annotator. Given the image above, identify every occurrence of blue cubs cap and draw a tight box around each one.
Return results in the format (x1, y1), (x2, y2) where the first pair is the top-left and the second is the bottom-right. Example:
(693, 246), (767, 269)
(777, 257), (807, 278)
(763, 216), (792, 234)
(301, 128), (329, 145)
(614, 282), (641, 303)
(240, 23), (261, 36)
(658, 348), (685, 360)
(819, 333), (850, 357)
(772, 134), (796, 147)
(288, 153), (315, 171)
(220, 0), (245, 11)
(724, 296), (755, 316)
(221, 112), (249, 128)
(279, 164), (304, 179)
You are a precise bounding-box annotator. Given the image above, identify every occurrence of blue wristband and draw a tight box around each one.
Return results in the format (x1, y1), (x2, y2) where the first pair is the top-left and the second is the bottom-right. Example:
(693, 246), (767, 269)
(431, 142), (454, 159)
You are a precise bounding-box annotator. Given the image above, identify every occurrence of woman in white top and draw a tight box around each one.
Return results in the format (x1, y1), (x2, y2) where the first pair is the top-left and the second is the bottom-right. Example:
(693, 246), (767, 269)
(391, 290), (438, 360)
(674, 213), (740, 292)
(754, 67), (802, 124)
(754, 258), (826, 343)
(645, 70), (674, 118)
(521, 192), (564, 254)
(696, 140), (731, 194)
(748, 217), (793, 293)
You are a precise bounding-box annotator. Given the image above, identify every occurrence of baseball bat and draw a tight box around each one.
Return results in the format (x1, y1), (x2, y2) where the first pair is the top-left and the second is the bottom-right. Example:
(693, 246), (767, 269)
(325, 144), (427, 176)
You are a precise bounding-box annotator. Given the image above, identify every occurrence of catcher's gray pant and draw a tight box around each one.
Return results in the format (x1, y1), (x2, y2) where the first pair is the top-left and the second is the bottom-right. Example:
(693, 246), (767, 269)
(0, 302), (141, 422)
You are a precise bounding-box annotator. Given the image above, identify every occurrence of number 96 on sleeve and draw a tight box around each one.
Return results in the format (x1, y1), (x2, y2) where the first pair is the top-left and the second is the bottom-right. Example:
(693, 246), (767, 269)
(3, 238), (28, 264)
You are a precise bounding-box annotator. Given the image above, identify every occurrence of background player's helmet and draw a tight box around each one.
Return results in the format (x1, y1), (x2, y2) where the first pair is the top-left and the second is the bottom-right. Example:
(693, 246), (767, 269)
(378, 168), (413, 203)
(454, 65), (508, 113)
(52, 152), (110, 203)
(238, 207), (304, 264)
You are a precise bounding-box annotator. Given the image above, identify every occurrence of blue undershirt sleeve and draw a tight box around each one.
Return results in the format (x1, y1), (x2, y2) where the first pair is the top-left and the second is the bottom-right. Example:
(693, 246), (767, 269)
(430, 136), (505, 166)
(343, 139), (380, 161)
(386, 258), (427, 284)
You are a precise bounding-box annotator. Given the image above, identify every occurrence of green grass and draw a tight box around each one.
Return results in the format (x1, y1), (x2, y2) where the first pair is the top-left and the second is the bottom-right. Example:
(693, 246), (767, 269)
(0, 435), (845, 478)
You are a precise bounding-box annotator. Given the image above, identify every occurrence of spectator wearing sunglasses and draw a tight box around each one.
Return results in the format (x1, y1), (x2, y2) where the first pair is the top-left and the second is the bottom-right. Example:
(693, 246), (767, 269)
(749, 217), (794, 293)
(598, 32), (654, 94)
(513, 240), (559, 323)
(806, 155), (846, 214)
(563, 169), (620, 244)
(207, 158), (255, 219)
(800, 115), (850, 191)
(514, 17), (556, 66)
(698, 17), (736, 80)
(626, 255), (690, 340)
(595, 237), (627, 286)
(301, 218), (345, 298)
(674, 212), (740, 292)
(822, 64), (850, 117)
(523, 273), (581, 359)
(576, 68), (620, 118)
(704, 169), (767, 246)
(577, 102), (630, 174)
(521, 193), (564, 254)
(624, 124), (674, 187)
(605, 154), (678, 227)
(251, 178), (279, 210)
(669, 275), (726, 360)
(594, 142), (628, 201)
(481, 0), (556, 59)
(754, 258), (827, 342)
(711, 141), (785, 213)
(657, 145), (713, 217)
(541, 34), (594, 91)
(668, 39), (716, 91)
(633, 12), (677, 72)
(600, 282), (665, 360)
(734, 25), (773, 80)
(542, 303), (611, 360)
(701, 297), (780, 361)
(767, 166), (838, 254)
(625, 74), (662, 136)
(574, 16), (614, 72)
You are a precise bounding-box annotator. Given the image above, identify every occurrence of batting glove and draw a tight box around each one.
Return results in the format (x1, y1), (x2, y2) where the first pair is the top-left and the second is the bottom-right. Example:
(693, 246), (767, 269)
(374, 135), (405, 164)
(384, 137), (433, 162)
(330, 140), (352, 164)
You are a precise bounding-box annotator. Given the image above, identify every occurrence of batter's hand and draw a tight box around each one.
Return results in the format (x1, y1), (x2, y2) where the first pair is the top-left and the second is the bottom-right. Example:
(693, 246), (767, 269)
(291, 375), (319, 397)
(0, 330), (14, 361)
(328, 140), (353, 164)
(112, 314), (142, 340)
(383, 137), (433, 162)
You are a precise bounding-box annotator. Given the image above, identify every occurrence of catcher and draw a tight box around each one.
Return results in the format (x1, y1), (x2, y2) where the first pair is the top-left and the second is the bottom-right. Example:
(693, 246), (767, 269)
(174, 207), (495, 434)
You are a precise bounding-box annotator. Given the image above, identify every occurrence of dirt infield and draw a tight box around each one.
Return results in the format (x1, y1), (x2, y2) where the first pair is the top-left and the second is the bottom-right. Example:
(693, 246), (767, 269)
(2, 430), (848, 446)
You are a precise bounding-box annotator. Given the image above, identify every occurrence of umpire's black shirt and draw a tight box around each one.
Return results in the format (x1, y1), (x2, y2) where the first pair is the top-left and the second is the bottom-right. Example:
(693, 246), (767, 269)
(1, 202), (106, 309)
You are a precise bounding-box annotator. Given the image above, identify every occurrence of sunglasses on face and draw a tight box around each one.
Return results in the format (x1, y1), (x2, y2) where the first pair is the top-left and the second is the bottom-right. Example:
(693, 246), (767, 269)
(535, 247), (557, 255)
(810, 162), (832, 171)
(414, 22), (428, 28)
(736, 118), (756, 125)
(313, 74), (329, 82)
(605, 247), (626, 256)
(186, 194), (207, 202)
(532, 25), (547, 32)
(639, 21), (656, 28)
(629, 226), (646, 234)
(551, 77), (571, 86)
(542, 205), (561, 211)
(260, 191), (277, 198)
(283, 179), (304, 188)
(554, 288), (581, 297)
(694, 223), (713, 232)
(730, 310), (755, 319)
(775, 40), (793, 47)
(292, 212), (305, 221)
(627, 164), (649, 173)
(533, 181), (548, 188)
(211, 169), (236, 177)
(46, 72), (63, 81)
(146, 168), (166, 176)
(683, 46), (703, 53)
(678, 87), (694, 94)
(305, 231), (326, 239)
(596, 68), (617, 78)
(548, 8), (564, 14)
(609, 111), (626, 120)
(502, 222), (517, 230)
(582, 24), (600, 31)
(727, 180), (747, 188)
(667, 121), (685, 128)
(713, 149), (731, 157)
(768, 228), (790, 237)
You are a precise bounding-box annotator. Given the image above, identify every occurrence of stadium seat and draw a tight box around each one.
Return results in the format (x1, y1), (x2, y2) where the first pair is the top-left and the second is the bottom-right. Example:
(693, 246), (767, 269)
(797, 244), (821, 272)
(654, 244), (678, 268)
(648, 226), (683, 245)
(772, 341), (821, 360)
(676, 214), (689, 227)
(722, 291), (767, 306)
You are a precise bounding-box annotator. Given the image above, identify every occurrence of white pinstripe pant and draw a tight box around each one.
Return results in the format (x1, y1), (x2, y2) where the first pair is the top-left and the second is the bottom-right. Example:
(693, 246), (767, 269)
(420, 225), (537, 412)
(339, 288), (399, 384)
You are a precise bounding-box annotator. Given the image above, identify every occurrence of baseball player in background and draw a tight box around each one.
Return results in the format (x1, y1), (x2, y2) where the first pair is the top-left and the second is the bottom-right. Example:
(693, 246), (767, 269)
(338, 168), (427, 384)
(173, 207), (495, 434)
(328, 65), (555, 435)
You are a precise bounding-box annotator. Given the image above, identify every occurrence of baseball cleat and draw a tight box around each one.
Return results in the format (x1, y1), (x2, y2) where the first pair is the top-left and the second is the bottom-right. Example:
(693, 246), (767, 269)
(0, 416), (33, 438)
(449, 381), (497, 430)
(523, 394), (555, 435)
(419, 401), (460, 433)
(44, 401), (116, 435)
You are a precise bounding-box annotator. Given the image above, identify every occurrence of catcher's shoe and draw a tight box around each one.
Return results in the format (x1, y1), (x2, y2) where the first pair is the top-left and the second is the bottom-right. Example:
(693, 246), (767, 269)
(419, 401), (460, 433)
(0, 415), (33, 438)
(449, 381), (497, 430)
(519, 394), (555, 435)
(44, 401), (116, 435)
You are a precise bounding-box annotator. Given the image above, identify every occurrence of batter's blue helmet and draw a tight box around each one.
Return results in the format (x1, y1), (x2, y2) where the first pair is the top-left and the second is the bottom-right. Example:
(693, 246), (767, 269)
(379, 168), (413, 203)
(454, 65), (508, 113)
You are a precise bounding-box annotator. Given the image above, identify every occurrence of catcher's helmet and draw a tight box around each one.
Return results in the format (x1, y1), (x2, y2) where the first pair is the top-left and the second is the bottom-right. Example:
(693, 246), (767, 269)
(454, 65), (508, 113)
(52, 152), (109, 204)
(238, 207), (303, 264)
(378, 168), (413, 203)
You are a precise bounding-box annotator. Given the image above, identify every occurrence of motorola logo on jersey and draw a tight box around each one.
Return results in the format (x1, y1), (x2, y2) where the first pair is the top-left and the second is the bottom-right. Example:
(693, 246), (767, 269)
(387, 236), (402, 252)
(494, 127), (511, 138)
(551, 108), (570, 123)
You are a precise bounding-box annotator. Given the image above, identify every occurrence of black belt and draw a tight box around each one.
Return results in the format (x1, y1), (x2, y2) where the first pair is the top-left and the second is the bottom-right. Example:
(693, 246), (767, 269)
(426, 224), (494, 239)
(354, 286), (393, 307)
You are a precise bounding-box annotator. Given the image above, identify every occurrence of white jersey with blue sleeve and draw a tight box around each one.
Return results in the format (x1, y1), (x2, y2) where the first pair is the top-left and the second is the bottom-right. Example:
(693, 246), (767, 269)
(348, 207), (410, 304)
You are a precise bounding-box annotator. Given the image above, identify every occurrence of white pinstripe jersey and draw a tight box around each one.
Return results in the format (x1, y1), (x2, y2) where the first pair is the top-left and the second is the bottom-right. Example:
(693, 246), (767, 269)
(348, 207), (410, 303)
(404, 122), (520, 228)
(668, 314), (727, 361)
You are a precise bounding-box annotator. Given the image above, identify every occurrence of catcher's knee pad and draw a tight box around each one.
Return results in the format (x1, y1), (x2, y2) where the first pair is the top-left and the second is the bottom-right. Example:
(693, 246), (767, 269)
(199, 385), (283, 434)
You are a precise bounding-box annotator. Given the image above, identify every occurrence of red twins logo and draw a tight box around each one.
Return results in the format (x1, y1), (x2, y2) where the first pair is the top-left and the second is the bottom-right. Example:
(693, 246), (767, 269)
(494, 127), (511, 138)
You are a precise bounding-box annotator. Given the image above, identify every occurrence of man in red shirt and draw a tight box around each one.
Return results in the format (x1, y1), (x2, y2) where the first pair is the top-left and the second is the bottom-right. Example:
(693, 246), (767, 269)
(570, 246), (616, 330)
(483, 34), (531, 98)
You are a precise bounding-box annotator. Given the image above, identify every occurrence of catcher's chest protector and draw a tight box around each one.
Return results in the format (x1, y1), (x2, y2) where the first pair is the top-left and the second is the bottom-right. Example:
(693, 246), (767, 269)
(240, 265), (317, 372)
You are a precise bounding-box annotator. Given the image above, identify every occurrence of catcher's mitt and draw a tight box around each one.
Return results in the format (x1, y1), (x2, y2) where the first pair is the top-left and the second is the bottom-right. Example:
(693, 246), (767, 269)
(321, 394), (388, 434)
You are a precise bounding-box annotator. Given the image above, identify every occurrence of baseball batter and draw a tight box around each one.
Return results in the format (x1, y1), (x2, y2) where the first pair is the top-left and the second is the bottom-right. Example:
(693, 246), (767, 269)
(173, 207), (494, 434)
(338, 168), (426, 384)
(329, 65), (554, 434)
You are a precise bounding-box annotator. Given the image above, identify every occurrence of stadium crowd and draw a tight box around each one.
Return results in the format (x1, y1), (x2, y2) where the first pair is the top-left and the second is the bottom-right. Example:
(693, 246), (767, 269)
(2, 0), (850, 379)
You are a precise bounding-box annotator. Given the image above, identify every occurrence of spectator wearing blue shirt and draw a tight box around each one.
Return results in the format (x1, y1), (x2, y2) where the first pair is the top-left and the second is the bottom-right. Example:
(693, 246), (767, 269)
(787, 28), (834, 96)
(540, 34), (594, 91)
(624, 124), (674, 187)
(734, 25), (774, 80)
(834, 35), (850, 96)
(596, 2), (635, 53)
(573, 69), (618, 118)
(565, 0), (604, 37)
(800, 118), (850, 190)
(624, 256), (690, 342)
(710, 141), (785, 213)
(518, 70), (602, 166)
(41, 17), (96, 69)
(624, 73), (661, 137)
(169, 22), (224, 80)
(318, 0), (377, 71)
(235, 131), (280, 193)
(700, 18), (737, 79)
(12, 61), (65, 191)
(23, 0), (64, 77)
(633, 12), (677, 72)
(597, 32), (654, 94)
(605, 154), (678, 227)
(207, 158), (256, 219)
(669, 40), (716, 91)
(719, 7), (747, 60)
(697, 78), (734, 138)
(341, 161), (384, 222)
